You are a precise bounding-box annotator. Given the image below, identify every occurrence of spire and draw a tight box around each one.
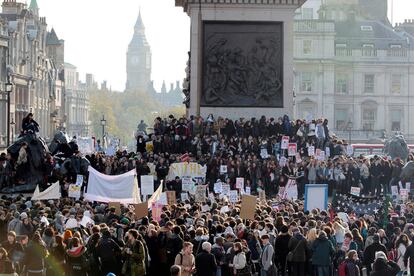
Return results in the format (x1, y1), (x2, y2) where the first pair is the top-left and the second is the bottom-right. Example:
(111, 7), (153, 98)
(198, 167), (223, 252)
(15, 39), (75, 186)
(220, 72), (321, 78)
(134, 8), (145, 31)
(29, 0), (39, 15)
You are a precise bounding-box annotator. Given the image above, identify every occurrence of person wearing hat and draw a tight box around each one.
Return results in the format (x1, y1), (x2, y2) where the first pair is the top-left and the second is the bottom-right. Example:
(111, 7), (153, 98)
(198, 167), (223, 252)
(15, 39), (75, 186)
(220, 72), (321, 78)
(370, 251), (400, 276)
(363, 233), (387, 274)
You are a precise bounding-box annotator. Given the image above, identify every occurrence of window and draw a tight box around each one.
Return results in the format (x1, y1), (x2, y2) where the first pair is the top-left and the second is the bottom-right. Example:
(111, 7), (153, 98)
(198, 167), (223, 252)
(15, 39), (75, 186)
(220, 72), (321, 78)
(390, 44), (402, 49)
(390, 109), (402, 131)
(335, 108), (349, 130)
(362, 44), (376, 56)
(302, 8), (313, 19)
(303, 40), (312, 55)
(300, 72), (312, 92)
(364, 74), (375, 93)
(336, 73), (349, 94)
(391, 74), (402, 94)
(362, 108), (376, 130)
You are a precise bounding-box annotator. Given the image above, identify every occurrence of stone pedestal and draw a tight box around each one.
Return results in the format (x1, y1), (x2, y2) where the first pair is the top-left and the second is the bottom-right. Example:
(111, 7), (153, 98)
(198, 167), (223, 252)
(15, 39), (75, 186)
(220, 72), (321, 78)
(176, 0), (306, 119)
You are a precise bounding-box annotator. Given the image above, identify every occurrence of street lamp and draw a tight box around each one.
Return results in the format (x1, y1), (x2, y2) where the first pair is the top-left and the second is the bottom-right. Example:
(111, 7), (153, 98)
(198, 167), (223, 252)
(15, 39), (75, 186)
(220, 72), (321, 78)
(10, 118), (15, 143)
(100, 115), (106, 142)
(5, 80), (13, 147)
(347, 121), (353, 144)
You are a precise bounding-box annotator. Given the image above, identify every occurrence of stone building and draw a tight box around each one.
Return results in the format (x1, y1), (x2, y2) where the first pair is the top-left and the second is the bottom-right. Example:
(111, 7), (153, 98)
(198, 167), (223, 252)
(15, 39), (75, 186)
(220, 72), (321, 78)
(293, 0), (414, 142)
(64, 63), (90, 137)
(125, 10), (183, 107)
(0, 0), (65, 146)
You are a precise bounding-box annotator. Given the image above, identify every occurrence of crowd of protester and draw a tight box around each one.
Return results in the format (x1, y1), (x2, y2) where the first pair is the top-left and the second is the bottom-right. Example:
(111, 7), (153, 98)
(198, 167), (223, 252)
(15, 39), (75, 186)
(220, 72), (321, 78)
(0, 114), (414, 276)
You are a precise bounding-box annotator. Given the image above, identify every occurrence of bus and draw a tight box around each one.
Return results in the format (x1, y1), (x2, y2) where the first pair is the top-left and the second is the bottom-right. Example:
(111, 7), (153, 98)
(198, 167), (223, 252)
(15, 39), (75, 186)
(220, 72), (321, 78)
(351, 143), (414, 156)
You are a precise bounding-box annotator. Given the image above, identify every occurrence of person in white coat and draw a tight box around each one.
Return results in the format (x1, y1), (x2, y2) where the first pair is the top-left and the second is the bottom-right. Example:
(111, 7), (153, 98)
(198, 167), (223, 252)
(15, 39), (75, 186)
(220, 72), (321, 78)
(232, 242), (247, 276)
(396, 234), (410, 274)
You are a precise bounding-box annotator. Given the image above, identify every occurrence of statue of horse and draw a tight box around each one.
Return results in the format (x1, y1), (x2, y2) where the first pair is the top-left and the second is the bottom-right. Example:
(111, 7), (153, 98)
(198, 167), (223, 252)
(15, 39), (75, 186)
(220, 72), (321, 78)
(383, 133), (409, 160)
(49, 131), (73, 158)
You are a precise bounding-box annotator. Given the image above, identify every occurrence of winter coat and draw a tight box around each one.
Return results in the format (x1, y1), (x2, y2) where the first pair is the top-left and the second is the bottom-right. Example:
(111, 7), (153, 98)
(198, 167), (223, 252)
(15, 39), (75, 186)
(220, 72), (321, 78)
(123, 240), (146, 276)
(311, 236), (335, 266)
(232, 251), (247, 274)
(370, 258), (400, 276)
(344, 259), (360, 276)
(364, 242), (387, 267)
(66, 246), (89, 276)
(174, 252), (195, 276)
(211, 243), (225, 267)
(25, 241), (48, 273)
(195, 250), (217, 276)
(288, 234), (308, 263)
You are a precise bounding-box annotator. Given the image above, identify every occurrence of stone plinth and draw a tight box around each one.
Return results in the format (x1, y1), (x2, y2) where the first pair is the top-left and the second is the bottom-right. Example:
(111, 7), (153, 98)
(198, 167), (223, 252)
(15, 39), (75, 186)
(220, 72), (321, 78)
(176, 0), (306, 119)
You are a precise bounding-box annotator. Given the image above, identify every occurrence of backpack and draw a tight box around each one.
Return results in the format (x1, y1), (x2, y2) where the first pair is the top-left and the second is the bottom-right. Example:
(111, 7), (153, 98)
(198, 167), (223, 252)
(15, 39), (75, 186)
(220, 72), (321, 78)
(338, 260), (347, 276)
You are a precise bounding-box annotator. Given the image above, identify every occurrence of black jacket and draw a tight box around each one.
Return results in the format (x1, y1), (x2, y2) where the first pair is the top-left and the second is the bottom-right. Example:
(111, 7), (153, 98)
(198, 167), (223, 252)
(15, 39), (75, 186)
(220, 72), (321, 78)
(195, 250), (217, 276)
(364, 242), (387, 267)
(404, 243), (414, 274)
(370, 258), (399, 276)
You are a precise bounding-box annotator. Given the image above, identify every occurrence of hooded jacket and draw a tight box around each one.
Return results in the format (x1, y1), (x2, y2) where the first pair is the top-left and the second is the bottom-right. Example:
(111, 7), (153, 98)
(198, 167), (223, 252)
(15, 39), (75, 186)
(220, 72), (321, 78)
(311, 235), (335, 266)
(370, 258), (400, 276)
(66, 246), (88, 276)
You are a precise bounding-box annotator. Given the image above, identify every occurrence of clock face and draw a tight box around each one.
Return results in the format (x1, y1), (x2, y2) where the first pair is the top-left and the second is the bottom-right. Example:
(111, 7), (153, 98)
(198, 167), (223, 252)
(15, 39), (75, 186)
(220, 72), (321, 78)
(131, 56), (139, 65)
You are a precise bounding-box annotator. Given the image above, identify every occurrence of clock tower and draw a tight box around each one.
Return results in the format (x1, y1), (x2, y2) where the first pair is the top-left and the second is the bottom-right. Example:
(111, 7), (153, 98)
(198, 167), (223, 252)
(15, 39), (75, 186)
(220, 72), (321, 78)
(126, 10), (151, 92)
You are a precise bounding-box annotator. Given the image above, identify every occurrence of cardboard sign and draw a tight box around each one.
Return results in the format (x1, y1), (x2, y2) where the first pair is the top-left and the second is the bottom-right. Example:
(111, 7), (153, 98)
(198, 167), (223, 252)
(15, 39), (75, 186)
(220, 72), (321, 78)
(350, 187), (361, 197)
(166, 191), (176, 205)
(220, 165), (228, 174)
(133, 202), (148, 219)
(214, 182), (223, 193)
(195, 185), (207, 203)
(109, 202), (121, 215)
(229, 190), (238, 203)
(236, 178), (244, 190)
(308, 146), (315, 156)
(240, 195), (257, 220)
(76, 175), (84, 186)
(259, 190), (266, 203)
(141, 175), (154, 196)
(288, 143), (297, 156)
(281, 136), (289, 149)
(222, 184), (231, 195)
(68, 184), (81, 199)
(181, 192), (189, 201)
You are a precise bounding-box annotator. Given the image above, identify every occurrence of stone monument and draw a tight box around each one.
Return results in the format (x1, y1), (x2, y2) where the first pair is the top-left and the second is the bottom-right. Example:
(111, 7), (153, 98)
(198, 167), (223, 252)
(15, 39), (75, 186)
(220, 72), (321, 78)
(176, 0), (306, 118)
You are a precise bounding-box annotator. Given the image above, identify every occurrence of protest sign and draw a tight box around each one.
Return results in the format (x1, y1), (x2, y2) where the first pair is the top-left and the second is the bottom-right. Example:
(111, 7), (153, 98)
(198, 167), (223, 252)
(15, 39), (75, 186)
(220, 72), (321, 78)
(151, 202), (163, 222)
(308, 146), (315, 157)
(350, 187), (361, 197)
(220, 205), (230, 214)
(167, 162), (207, 180)
(166, 191), (176, 205)
(229, 190), (238, 203)
(80, 216), (94, 228)
(325, 147), (330, 158)
(260, 148), (269, 159)
(347, 145), (353, 156)
(401, 189), (409, 201)
(236, 178), (244, 190)
(133, 202), (148, 219)
(201, 205), (210, 212)
(222, 184), (231, 195)
(407, 182), (411, 191)
(109, 202), (121, 215)
(245, 187), (251, 195)
(181, 192), (189, 201)
(281, 136), (289, 149)
(220, 165), (228, 174)
(279, 156), (287, 167)
(182, 177), (194, 192)
(279, 179), (298, 200)
(315, 148), (321, 158)
(147, 182), (163, 208)
(288, 143), (297, 156)
(76, 175), (84, 186)
(141, 175), (154, 196)
(295, 153), (302, 163)
(214, 182), (223, 193)
(195, 185), (207, 203)
(68, 184), (81, 199)
(391, 186), (399, 196)
(259, 190), (266, 203)
(304, 184), (328, 211)
(158, 192), (168, 205)
(240, 195), (257, 220)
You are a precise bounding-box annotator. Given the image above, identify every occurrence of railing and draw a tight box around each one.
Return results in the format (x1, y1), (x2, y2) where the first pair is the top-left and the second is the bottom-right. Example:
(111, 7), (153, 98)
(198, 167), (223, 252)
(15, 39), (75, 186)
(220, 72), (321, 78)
(334, 130), (384, 141)
(335, 48), (352, 57)
(387, 48), (408, 57)
(334, 48), (411, 61)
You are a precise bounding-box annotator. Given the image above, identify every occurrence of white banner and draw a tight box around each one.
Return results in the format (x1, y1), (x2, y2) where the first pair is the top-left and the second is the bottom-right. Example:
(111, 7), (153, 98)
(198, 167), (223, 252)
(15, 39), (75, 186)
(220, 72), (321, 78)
(85, 167), (141, 204)
(167, 162), (207, 180)
(32, 182), (61, 201)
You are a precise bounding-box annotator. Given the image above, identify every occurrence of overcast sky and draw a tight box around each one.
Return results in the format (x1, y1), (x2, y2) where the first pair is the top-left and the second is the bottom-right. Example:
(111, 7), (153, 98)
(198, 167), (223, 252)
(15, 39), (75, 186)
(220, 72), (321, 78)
(35, 0), (414, 91)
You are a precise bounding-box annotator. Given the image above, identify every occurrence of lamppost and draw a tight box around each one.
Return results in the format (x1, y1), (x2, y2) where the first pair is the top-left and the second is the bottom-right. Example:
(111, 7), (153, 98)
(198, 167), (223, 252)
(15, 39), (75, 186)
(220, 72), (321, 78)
(347, 121), (353, 144)
(100, 115), (106, 144)
(10, 118), (15, 143)
(5, 80), (13, 147)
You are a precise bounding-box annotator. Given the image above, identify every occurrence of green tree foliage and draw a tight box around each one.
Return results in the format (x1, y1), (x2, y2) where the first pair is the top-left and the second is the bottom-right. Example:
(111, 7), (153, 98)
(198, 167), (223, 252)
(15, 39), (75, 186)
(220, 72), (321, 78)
(89, 88), (185, 145)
